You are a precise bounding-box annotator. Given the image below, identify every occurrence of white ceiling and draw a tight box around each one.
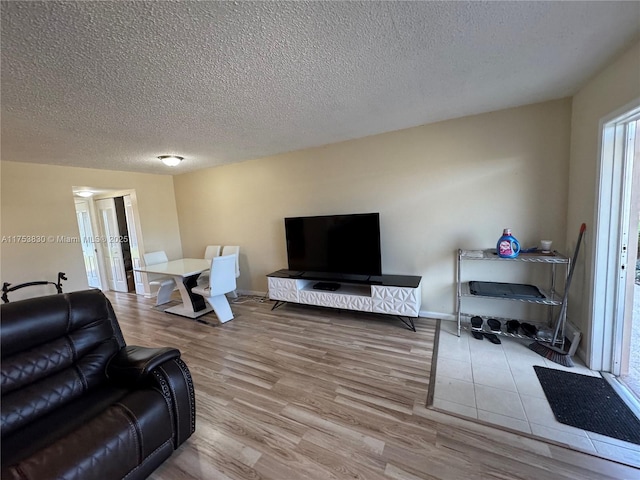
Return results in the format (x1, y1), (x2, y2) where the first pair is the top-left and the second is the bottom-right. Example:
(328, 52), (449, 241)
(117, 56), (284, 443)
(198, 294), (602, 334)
(1, 1), (639, 175)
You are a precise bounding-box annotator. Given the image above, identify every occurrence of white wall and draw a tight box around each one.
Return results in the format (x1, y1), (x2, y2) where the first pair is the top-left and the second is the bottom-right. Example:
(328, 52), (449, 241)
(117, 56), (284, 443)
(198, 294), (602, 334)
(0, 161), (183, 300)
(567, 40), (640, 364)
(174, 99), (572, 318)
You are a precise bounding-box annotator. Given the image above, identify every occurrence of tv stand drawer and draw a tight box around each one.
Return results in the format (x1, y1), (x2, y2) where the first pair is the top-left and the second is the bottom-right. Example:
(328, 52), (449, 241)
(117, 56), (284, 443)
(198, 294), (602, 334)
(372, 285), (421, 316)
(268, 277), (300, 302)
(299, 290), (373, 312)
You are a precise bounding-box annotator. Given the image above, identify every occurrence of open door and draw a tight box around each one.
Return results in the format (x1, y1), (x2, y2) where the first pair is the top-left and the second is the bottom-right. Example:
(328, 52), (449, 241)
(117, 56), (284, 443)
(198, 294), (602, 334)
(123, 195), (145, 294)
(74, 199), (102, 289)
(620, 119), (640, 399)
(95, 198), (128, 292)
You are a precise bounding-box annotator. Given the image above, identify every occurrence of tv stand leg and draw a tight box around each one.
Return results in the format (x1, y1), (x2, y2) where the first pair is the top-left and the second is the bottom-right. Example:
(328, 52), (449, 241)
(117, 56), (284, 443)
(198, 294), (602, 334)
(271, 300), (287, 311)
(397, 316), (416, 332)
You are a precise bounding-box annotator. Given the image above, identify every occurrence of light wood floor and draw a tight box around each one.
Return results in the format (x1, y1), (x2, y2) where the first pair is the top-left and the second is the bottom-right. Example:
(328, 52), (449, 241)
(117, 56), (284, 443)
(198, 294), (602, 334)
(108, 292), (639, 480)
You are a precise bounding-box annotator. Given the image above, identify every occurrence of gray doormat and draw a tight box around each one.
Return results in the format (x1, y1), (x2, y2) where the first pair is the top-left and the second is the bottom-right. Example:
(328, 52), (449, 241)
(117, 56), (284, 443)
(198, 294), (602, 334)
(534, 366), (640, 445)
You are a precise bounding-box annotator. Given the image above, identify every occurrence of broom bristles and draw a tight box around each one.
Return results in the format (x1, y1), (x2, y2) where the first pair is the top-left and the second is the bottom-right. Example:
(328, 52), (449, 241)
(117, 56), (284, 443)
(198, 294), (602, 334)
(528, 341), (574, 367)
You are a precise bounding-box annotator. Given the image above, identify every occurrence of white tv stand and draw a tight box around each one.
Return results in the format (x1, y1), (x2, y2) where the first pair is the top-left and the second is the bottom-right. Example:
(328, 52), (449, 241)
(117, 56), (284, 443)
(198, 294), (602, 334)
(266, 270), (422, 331)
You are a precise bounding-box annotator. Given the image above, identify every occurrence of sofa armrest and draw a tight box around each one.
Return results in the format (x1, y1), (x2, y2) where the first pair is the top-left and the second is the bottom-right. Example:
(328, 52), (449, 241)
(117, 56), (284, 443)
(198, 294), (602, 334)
(107, 346), (180, 383)
(107, 346), (196, 448)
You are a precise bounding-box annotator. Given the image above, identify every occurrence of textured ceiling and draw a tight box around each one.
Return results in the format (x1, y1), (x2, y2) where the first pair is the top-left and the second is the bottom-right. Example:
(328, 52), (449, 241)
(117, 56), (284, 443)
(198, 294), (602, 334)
(1, 1), (639, 174)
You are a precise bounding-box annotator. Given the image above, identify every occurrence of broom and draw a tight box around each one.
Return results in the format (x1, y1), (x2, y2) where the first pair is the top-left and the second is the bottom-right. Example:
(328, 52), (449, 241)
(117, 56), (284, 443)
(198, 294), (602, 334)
(529, 223), (586, 367)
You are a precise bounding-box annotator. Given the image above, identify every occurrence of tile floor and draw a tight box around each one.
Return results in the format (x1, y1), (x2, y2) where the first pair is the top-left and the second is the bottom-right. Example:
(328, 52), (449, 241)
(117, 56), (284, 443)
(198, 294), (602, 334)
(431, 320), (640, 467)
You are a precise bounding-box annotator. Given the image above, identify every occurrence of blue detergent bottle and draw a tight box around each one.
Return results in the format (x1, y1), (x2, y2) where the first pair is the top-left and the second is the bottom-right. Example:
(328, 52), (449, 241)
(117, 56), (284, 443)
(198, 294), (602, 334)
(497, 228), (520, 258)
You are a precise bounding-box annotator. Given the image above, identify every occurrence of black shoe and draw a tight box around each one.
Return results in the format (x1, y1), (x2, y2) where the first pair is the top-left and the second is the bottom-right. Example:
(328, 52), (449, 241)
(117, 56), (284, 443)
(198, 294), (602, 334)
(506, 320), (520, 334)
(487, 318), (501, 333)
(470, 316), (483, 331)
(471, 331), (484, 340)
(484, 333), (502, 344)
(520, 322), (538, 338)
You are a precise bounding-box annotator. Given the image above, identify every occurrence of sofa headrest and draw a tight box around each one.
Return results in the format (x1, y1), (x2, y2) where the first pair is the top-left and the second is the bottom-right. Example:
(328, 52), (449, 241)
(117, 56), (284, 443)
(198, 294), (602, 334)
(1, 289), (123, 358)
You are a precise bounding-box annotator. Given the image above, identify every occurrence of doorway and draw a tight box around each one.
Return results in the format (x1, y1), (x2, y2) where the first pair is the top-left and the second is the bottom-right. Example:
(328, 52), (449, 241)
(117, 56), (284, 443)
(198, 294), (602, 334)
(96, 197), (129, 292)
(593, 102), (640, 404)
(74, 199), (102, 289)
(72, 189), (145, 294)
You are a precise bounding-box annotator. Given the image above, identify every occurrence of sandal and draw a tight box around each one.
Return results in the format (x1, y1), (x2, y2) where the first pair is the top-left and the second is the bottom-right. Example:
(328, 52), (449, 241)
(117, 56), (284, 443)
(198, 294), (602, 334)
(484, 333), (502, 344)
(506, 320), (520, 334)
(520, 322), (538, 338)
(470, 316), (484, 340)
(470, 316), (483, 330)
(487, 318), (501, 333)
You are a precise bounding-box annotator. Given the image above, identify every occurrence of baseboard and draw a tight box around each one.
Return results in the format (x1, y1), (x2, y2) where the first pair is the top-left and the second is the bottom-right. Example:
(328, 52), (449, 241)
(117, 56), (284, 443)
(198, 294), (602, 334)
(420, 310), (454, 321)
(237, 289), (268, 297)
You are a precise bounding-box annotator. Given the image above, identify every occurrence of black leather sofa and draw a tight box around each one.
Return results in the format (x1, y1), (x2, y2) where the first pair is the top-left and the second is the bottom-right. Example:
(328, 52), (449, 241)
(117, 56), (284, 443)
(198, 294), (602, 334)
(1, 289), (196, 480)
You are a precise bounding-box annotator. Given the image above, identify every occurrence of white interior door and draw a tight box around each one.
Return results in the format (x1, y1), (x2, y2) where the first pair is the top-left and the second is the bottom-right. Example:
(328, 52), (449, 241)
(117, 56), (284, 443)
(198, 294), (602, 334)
(123, 195), (145, 294)
(74, 199), (101, 289)
(96, 198), (128, 292)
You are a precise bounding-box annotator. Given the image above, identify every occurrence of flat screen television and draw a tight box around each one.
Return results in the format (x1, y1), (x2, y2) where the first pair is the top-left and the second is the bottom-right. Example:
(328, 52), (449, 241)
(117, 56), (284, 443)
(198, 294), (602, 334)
(284, 213), (382, 276)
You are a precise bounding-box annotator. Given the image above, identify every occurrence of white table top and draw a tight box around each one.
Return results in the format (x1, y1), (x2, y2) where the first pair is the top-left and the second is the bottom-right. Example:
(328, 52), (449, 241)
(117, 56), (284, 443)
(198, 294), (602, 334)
(135, 258), (211, 277)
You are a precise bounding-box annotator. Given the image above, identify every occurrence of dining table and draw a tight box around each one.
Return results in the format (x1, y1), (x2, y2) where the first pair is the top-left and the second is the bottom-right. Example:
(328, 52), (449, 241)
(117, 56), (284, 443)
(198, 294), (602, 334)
(135, 258), (212, 318)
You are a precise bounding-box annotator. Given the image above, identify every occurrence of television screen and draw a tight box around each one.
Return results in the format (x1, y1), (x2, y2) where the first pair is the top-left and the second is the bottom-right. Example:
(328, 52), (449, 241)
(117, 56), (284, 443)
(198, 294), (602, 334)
(284, 213), (382, 276)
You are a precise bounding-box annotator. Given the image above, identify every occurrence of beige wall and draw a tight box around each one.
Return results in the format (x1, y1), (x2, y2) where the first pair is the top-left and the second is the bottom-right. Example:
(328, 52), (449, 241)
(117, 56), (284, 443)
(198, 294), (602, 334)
(567, 40), (640, 362)
(0, 161), (183, 299)
(174, 99), (572, 317)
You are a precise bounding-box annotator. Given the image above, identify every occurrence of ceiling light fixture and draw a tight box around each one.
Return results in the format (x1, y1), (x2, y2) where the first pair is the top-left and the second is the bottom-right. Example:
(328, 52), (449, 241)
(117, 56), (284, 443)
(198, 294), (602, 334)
(76, 190), (94, 198)
(158, 155), (184, 167)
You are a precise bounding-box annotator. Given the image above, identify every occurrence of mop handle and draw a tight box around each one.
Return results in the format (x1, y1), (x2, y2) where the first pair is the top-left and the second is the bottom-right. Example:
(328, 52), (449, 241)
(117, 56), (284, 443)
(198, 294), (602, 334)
(552, 223), (586, 345)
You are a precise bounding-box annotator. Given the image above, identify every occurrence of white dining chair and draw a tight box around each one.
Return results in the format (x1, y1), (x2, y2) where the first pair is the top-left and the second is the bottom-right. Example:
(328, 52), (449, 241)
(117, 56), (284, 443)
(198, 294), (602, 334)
(191, 254), (237, 323)
(204, 245), (222, 259)
(220, 245), (240, 298)
(143, 251), (175, 306)
(198, 245), (222, 285)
